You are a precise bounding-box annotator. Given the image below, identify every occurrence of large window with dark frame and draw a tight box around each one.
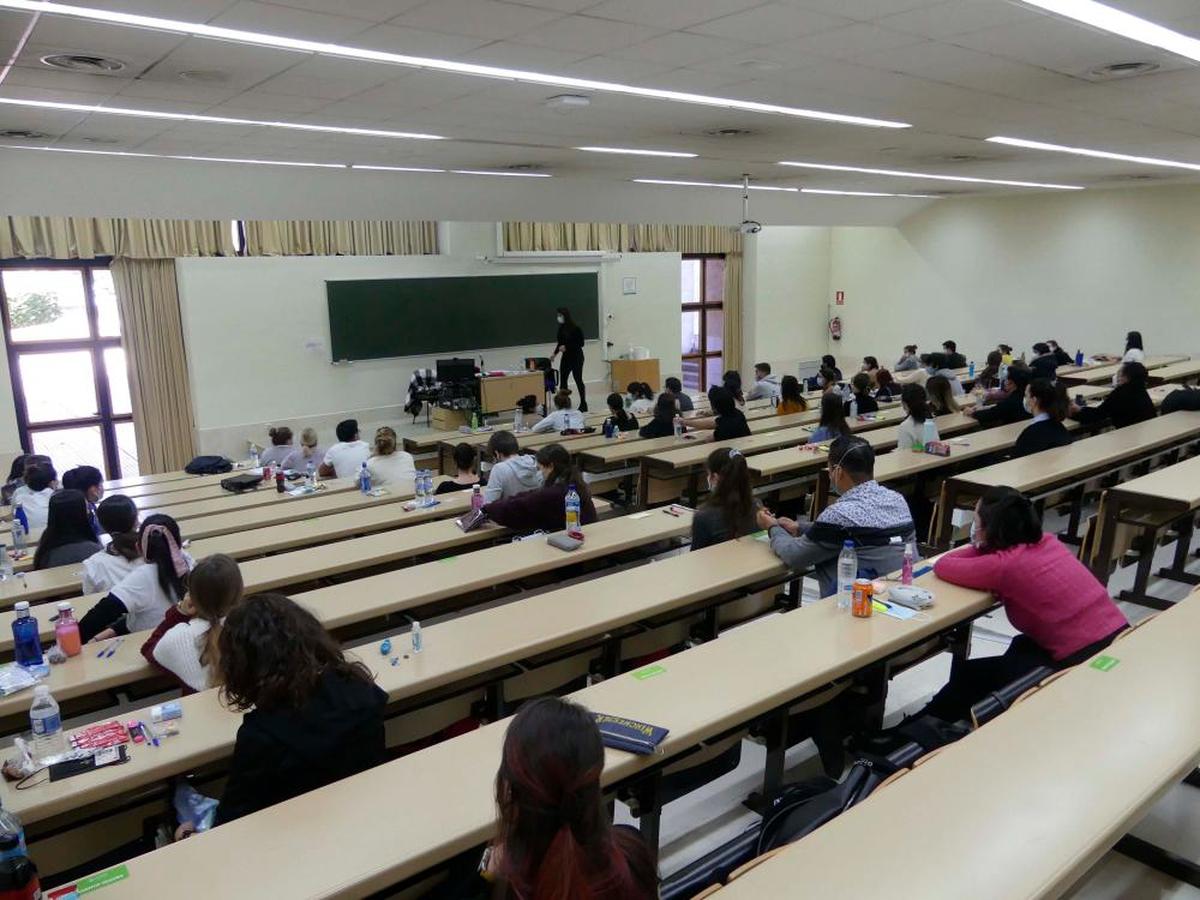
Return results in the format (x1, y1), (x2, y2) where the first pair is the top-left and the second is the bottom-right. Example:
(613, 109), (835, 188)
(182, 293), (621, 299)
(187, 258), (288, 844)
(680, 254), (725, 393)
(0, 260), (139, 478)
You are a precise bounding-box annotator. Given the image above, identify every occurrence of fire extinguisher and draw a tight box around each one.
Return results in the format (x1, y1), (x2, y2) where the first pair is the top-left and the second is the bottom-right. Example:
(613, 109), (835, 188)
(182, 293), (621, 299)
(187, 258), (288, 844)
(829, 315), (843, 341)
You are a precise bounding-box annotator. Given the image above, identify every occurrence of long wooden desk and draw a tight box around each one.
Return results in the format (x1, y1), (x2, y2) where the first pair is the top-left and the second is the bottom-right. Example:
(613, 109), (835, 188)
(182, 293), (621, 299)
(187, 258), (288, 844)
(1058, 355), (1188, 386)
(933, 412), (1200, 547)
(135, 477), (360, 521)
(717, 593), (1200, 900)
(1147, 358), (1200, 388)
(83, 567), (994, 899)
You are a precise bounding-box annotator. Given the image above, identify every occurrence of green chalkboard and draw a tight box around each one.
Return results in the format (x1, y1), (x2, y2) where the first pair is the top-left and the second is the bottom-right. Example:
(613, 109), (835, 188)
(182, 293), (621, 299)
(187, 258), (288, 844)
(326, 273), (600, 361)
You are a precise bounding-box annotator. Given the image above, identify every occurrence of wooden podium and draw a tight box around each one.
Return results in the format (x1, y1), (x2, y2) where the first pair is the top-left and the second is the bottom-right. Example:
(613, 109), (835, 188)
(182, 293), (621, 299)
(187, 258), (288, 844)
(610, 358), (660, 393)
(479, 372), (545, 413)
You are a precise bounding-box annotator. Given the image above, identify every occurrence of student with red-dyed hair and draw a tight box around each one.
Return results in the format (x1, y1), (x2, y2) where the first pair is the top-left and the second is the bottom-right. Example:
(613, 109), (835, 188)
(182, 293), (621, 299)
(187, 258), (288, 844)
(483, 697), (658, 900)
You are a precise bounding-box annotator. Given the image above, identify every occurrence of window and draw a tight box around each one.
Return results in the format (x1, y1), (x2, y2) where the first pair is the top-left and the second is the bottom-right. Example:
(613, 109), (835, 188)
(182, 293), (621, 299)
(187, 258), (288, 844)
(0, 261), (139, 478)
(681, 255), (725, 392)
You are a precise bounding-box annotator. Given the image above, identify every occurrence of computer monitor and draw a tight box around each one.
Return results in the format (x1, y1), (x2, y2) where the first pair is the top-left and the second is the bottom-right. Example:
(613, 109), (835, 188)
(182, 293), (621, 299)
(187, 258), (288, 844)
(436, 357), (476, 384)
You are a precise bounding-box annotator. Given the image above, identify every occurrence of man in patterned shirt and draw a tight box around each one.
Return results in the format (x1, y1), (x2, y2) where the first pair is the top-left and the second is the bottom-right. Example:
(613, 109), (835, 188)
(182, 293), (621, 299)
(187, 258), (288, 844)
(757, 435), (917, 597)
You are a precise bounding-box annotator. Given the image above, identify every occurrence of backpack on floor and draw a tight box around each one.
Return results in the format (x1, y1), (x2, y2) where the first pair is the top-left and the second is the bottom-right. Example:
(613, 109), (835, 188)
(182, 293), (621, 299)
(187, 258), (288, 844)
(184, 455), (233, 475)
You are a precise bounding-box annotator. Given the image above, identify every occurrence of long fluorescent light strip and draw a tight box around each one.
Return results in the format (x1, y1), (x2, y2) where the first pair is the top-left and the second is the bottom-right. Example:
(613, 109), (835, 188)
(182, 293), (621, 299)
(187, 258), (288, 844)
(987, 136), (1200, 172)
(778, 160), (1083, 190)
(633, 178), (798, 192)
(0, 0), (910, 129)
(801, 188), (937, 198)
(577, 146), (697, 158)
(352, 164), (445, 173)
(0, 97), (443, 140)
(1016, 0), (1200, 63)
(452, 169), (552, 177)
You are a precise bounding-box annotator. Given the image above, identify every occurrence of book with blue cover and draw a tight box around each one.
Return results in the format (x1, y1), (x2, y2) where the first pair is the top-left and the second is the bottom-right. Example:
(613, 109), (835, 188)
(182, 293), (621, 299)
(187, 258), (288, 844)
(594, 713), (669, 755)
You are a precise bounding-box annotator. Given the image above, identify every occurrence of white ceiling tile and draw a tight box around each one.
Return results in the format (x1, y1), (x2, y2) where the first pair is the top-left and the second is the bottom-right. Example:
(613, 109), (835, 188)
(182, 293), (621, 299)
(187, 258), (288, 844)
(317, 71), (484, 113)
(584, 0), (770, 30)
(393, 0), (565, 41)
(349, 23), (492, 58)
(61, 0), (235, 18)
(0, 66), (127, 98)
(876, 0), (1034, 39)
(462, 42), (591, 70)
(205, 1), (377, 41)
(779, 0), (944, 21)
(499, 0), (604, 10)
(140, 35), (304, 86)
(204, 91), (334, 114)
(558, 55), (675, 81)
(264, 0), (426, 24)
(29, 18), (185, 63)
(255, 55), (393, 100)
(115, 78), (242, 104)
(611, 31), (757, 67)
(515, 14), (662, 54)
(689, 3), (852, 43)
(859, 40), (1079, 97)
(641, 67), (760, 92)
(762, 23), (927, 61)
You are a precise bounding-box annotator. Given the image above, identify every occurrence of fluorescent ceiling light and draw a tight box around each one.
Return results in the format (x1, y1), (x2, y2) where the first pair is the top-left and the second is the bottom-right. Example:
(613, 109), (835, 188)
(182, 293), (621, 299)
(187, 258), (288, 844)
(1, 144), (346, 167)
(577, 146), (698, 158)
(778, 160), (1084, 190)
(1015, 0), (1200, 63)
(451, 169), (552, 177)
(0, 96), (443, 140)
(801, 188), (938, 198)
(0, 0), (911, 129)
(352, 164), (446, 173)
(633, 178), (799, 192)
(987, 135), (1200, 172)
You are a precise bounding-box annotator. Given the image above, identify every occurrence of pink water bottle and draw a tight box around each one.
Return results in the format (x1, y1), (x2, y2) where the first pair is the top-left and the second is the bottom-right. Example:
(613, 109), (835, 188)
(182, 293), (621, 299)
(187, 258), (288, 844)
(55, 602), (81, 658)
(471, 485), (483, 513)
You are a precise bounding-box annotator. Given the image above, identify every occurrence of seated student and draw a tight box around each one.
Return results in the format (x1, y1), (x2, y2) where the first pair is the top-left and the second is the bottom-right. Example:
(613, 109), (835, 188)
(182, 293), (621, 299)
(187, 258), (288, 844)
(1014, 379), (1073, 458)
(997, 343), (1014, 363)
(746, 362), (780, 401)
(319, 419), (370, 479)
(861, 356), (880, 385)
(691, 448), (758, 550)
(663, 376), (694, 412)
(434, 443), (480, 494)
(259, 426), (294, 469)
(809, 392), (851, 444)
(874, 368), (898, 402)
(925, 374), (961, 416)
(82, 495), (142, 594)
(821, 354), (843, 382)
(208, 593), (386, 828)
(722, 370), (746, 407)
(483, 443), (597, 533)
(1070, 361), (1155, 430)
(61, 465), (104, 539)
(482, 431), (542, 504)
(513, 394), (543, 432)
(924, 487), (1127, 721)
(971, 365), (1032, 428)
(894, 344), (920, 373)
(777, 375), (808, 415)
(844, 373), (879, 416)
(78, 515), (194, 643)
(975, 350), (1004, 391)
(141, 553), (243, 695)
(627, 382), (655, 416)
(604, 392), (638, 433)
(483, 697), (658, 899)
(532, 390), (586, 434)
(897, 383), (938, 450)
(32, 490), (101, 570)
(1046, 339), (1074, 367)
(280, 427), (324, 473)
(1161, 386), (1200, 415)
(365, 426), (416, 486)
(757, 436), (917, 597)
(1121, 330), (1145, 364)
(710, 386), (750, 440)
(638, 395), (679, 438)
(942, 340), (967, 369)
(1028, 343), (1058, 381)
(892, 356), (930, 388)
(926, 353), (966, 396)
(1, 454), (28, 506)
(11, 461), (57, 530)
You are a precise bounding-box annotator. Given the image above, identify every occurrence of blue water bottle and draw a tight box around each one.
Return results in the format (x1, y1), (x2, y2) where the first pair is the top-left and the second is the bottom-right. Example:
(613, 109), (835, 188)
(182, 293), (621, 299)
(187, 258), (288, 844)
(11, 602), (43, 669)
(358, 461), (371, 494)
(1075, 349), (1084, 366)
(968, 360), (975, 379)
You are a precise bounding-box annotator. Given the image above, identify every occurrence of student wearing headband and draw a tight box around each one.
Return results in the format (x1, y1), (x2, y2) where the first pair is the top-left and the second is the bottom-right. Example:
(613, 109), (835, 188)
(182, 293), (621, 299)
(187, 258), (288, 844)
(79, 514), (195, 643)
(757, 436), (917, 597)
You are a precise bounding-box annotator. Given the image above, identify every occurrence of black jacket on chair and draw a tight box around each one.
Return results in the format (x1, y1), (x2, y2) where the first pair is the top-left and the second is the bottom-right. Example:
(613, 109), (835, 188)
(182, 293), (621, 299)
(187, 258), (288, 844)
(1072, 384), (1156, 431)
(1013, 418), (1073, 458)
(972, 390), (1032, 428)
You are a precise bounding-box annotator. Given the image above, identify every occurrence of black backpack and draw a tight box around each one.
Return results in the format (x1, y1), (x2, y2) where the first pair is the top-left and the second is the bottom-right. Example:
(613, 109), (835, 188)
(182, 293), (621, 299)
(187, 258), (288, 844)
(184, 455), (232, 475)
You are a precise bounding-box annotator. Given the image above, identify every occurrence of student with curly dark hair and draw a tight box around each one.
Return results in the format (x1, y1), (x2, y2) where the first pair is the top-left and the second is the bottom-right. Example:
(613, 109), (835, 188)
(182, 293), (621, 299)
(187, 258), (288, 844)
(211, 593), (386, 827)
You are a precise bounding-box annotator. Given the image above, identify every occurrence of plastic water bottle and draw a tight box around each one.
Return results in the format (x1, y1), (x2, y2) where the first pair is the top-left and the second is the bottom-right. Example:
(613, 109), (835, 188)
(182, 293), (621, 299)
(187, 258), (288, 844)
(249, 445), (260, 469)
(10, 508), (25, 555)
(922, 418), (936, 449)
(10, 603), (41, 669)
(0, 545), (11, 581)
(54, 602), (81, 658)
(410, 620), (423, 654)
(0, 805), (38, 899)
(358, 461), (371, 495)
(999, 362), (1009, 386)
(968, 360), (976, 379)
(513, 407), (522, 432)
(414, 469), (427, 507)
(837, 541), (858, 611)
(565, 483), (583, 538)
(673, 415), (684, 438)
(306, 459), (316, 487)
(471, 485), (483, 512)
(849, 397), (858, 418)
(902, 542), (915, 586)
(1075, 349), (1084, 366)
(29, 686), (66, 761)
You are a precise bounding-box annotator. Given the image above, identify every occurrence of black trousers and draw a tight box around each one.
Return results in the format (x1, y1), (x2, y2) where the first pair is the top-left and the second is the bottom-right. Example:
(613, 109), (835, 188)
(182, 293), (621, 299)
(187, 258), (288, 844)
(559, 353), (586, 410)
(923, 628), (1124, 723)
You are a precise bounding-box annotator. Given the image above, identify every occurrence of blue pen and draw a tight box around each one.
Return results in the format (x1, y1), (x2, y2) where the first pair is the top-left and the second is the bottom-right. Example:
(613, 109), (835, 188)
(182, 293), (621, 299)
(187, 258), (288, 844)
(912, 565), (933, 580)
(103, 637), (124, 659)
(139, 719), (160, 747)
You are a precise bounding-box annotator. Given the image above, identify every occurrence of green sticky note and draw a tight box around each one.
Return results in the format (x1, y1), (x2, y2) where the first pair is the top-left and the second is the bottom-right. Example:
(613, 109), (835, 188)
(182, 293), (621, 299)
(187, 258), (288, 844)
(1090, 655), (1120, 672)
(632, 664), (666, 681)
(77, 865), (130, 893)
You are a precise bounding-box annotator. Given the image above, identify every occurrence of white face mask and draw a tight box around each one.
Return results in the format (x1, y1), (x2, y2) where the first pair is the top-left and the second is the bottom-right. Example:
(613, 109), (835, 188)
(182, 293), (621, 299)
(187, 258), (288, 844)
(556, 315), (565, 324)
(1023, 396), (1033, 414)
(970, 520), (982, 548)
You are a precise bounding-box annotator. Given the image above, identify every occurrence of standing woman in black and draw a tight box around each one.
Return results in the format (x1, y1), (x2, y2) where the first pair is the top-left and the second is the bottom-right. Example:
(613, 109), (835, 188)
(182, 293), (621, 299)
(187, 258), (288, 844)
(552, 306), (588, 412)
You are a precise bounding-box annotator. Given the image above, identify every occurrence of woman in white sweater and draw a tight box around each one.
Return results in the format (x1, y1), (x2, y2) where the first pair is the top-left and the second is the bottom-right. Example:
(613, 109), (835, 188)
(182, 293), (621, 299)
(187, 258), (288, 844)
(897, 383), (939, 451)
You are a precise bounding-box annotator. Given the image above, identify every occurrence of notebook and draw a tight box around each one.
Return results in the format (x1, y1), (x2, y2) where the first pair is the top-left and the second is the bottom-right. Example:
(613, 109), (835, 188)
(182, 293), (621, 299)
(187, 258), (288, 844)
(594, 713), (669, 755)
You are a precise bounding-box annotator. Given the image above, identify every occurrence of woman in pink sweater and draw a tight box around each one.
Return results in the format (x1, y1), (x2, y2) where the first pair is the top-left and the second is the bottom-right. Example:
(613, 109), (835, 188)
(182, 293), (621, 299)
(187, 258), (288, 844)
(925, 486), (1127, 721)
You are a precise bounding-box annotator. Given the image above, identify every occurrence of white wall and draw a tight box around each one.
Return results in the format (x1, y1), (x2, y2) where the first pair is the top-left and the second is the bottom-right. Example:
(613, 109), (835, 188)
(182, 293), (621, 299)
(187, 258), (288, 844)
(175, 223), (681, 456)
(828, 185), (1200, 369)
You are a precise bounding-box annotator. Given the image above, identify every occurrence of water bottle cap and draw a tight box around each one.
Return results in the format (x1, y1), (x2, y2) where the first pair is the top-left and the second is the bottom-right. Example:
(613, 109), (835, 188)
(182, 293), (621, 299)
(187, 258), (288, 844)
(33, 685), (48, 697)
(843, 540), (854, 548)
(56, 601), (72, 612)
(13, 601), (28, 612)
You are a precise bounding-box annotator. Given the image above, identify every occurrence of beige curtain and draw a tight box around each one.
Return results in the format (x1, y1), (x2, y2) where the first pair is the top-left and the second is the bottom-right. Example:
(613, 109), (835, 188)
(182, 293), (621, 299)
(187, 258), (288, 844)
(722, 252), (743, 373)
(629, 224), (743, 255)
(243, 219), (438, 256)
(503, 221), (628, 252)
(110, 259), (198, 474)
(0, 216), (234, 259)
